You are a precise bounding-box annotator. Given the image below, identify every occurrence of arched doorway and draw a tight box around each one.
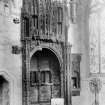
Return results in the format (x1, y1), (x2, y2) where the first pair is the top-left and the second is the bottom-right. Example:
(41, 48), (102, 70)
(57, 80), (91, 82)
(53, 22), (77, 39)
(30, 48), (61, 105)
(0, 76), (9, 105)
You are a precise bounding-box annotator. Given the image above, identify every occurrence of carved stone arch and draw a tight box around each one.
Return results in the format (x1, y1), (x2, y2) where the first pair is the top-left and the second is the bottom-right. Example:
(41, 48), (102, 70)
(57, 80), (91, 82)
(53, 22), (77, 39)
(30, 45), (63, 69)
(30, 45), (65, 98)
(0, 71), (14, 105)
(29, 45), (64, 105)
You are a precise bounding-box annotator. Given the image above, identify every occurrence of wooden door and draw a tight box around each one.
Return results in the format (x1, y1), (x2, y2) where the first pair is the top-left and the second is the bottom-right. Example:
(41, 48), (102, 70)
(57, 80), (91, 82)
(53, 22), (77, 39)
(30, 49), (61, 105)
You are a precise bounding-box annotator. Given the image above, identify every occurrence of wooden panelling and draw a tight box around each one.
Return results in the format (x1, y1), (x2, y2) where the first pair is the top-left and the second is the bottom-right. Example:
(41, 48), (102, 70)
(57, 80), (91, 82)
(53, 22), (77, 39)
(39, 86), (51, 101)
(30, 87), (38, 102)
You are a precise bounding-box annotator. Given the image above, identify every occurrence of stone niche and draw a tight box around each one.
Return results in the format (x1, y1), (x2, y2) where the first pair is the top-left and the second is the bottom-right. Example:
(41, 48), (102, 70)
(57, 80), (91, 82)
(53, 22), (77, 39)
(0, 76), (9, 105)
(71, 53), (81, 96)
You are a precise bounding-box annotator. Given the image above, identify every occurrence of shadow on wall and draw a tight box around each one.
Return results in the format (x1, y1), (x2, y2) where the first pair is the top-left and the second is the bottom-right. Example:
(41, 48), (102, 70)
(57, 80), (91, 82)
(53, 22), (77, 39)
(0, 76), (9, 105)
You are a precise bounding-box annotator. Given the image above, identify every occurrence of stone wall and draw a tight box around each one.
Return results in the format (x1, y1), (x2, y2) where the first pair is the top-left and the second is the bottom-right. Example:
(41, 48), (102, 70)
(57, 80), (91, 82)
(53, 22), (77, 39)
(0, 0), (22, 105)
(67, 0), (105, 105)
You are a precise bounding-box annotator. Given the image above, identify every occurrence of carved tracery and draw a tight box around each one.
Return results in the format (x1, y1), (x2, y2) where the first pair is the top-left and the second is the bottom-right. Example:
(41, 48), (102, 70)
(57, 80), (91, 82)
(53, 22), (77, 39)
(21, 0), (71, 105)
(22, 0), (64, 41)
